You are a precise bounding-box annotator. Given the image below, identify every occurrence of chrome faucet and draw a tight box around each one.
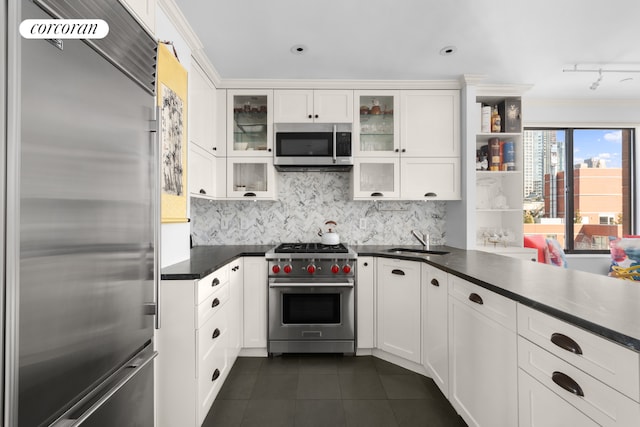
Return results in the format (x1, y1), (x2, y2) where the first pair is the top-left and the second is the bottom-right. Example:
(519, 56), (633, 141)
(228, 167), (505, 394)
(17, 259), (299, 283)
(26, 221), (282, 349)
(411, 230), (429, 250)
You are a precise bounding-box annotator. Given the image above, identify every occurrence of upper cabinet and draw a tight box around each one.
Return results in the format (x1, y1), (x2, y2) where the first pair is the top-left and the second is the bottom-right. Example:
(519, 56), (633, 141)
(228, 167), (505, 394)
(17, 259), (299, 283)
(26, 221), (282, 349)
(400, 90), (460, 158)
(121, 0), (155, 34)
(353, 91), (400, 156)
(274, 90), (353, 123)
(227, 89), (273, 157)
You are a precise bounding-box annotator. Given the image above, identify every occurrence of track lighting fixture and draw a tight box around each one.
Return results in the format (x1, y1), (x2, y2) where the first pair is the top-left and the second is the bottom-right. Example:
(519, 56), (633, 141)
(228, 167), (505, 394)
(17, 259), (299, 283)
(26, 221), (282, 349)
(562, 64), (640, 90)
(589, 69), (603, 91)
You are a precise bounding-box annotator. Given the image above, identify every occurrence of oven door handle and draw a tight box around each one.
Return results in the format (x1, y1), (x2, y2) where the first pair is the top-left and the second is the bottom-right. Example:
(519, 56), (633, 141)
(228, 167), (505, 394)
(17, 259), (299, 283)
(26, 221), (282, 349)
(269, 281), (354, 288)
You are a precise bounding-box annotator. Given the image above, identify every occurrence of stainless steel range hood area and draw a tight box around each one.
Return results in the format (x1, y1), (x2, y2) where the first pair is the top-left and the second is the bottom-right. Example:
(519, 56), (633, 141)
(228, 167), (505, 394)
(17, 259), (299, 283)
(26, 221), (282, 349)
(273, 123), (353, 172)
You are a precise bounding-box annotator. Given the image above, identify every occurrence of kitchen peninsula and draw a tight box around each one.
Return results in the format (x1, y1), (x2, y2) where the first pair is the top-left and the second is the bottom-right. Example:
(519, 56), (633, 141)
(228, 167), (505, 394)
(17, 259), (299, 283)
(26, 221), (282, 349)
(160, 244), (640, 427)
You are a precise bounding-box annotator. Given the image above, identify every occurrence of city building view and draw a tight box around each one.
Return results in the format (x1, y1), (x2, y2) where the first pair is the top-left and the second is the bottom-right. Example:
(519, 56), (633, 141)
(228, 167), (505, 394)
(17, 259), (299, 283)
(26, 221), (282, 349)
(523, 129), (630, 251)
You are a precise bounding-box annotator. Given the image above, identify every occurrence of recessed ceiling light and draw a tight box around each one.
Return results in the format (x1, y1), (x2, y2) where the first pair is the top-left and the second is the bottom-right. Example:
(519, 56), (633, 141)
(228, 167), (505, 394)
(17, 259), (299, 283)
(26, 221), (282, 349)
(290, 44), (307, 55)
(439, 46), (457, 56)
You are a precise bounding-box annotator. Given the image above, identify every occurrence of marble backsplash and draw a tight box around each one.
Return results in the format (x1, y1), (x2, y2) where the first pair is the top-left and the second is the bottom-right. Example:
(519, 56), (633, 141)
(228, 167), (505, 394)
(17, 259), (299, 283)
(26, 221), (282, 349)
(190, 172), (446, 246)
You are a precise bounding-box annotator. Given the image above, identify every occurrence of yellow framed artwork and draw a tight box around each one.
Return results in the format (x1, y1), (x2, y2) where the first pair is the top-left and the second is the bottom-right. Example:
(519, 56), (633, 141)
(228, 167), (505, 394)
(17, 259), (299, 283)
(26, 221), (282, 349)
(157, 42), (188, 223)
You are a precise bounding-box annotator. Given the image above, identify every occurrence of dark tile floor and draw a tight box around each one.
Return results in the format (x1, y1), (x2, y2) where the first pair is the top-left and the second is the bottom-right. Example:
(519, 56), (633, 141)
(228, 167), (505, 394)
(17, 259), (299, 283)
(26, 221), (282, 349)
(202, 354), (468, 427)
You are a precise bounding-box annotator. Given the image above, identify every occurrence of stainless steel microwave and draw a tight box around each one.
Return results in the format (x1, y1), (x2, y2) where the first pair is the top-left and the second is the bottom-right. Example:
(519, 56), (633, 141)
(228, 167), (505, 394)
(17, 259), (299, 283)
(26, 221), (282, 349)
(274, 123), (353, 171)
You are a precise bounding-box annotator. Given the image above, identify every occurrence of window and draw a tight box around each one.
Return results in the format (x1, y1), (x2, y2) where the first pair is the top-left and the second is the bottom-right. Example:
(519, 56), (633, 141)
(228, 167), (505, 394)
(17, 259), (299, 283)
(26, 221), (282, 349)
(523, 128), (634, 253)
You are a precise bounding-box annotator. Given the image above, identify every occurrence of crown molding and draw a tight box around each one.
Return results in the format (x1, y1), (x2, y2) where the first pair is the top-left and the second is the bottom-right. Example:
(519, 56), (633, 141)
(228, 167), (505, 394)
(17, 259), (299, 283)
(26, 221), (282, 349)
(217, 78), (462, 90)
(476, 83), (533, 97)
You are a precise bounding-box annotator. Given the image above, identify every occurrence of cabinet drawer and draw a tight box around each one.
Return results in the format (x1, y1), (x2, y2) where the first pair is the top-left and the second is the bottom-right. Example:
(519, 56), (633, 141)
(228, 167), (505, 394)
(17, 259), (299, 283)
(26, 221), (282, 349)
(518, 304), (639, 401)
(448, 275), (516, 331)
(518, 336), (640, 426)
(196, 265), (229, 305)
(197, 281), (230, 327)
(197, 303), (228, 363)
(197, 313), (228, 424)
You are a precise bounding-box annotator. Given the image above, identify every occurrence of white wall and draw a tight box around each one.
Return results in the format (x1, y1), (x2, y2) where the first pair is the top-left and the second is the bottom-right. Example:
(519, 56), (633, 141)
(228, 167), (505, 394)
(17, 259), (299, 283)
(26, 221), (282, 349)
(156, 6), (192, 267)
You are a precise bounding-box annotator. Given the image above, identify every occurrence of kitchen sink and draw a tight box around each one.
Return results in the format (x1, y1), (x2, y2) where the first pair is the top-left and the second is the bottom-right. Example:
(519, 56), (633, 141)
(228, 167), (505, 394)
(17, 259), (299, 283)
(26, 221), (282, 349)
(387, 248), (450, 255)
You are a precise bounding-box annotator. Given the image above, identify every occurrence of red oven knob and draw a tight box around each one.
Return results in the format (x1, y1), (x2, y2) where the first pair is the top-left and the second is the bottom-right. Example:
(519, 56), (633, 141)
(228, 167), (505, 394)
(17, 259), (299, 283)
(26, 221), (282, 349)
(342, 264), (352, 274)
(283, 264), (292, 274)
(307, 265), (316, 274)
(272, 265), (280, 274)
(331, 264), (340, 274)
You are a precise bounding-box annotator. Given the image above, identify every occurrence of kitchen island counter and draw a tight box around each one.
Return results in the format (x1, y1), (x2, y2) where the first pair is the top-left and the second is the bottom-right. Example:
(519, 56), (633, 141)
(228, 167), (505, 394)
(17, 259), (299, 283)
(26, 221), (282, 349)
(162, 244), (640, 352)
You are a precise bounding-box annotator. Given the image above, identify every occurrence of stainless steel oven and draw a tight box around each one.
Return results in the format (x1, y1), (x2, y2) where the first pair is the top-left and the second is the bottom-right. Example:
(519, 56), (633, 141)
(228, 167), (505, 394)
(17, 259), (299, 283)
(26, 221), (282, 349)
(266, 243), (356, 354)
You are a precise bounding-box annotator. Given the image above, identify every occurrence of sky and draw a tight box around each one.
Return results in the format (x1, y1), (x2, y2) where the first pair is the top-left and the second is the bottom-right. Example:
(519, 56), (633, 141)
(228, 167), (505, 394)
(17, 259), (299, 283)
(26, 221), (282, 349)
(571, 129), (623, 168)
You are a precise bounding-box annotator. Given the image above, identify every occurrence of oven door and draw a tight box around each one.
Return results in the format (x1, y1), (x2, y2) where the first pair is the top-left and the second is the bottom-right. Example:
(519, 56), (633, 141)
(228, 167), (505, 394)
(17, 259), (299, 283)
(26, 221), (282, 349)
(268, 279), (354, 342)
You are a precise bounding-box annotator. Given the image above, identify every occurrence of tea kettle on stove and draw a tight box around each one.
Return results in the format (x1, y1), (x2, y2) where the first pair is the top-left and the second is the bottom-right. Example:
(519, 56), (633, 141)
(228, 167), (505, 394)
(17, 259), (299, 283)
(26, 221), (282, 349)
(318, 220), (340, 245)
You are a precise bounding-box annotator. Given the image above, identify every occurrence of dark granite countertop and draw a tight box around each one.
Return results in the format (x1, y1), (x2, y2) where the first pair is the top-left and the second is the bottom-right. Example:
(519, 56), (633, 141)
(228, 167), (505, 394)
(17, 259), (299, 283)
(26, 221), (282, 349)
(161, 244), (640, 352)
(160, 245), (274, 280)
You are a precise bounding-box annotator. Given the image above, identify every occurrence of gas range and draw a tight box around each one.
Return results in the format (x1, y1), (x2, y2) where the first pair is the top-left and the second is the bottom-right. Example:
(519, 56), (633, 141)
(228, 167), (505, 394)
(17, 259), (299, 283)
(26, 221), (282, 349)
(266, 242), (357, 355)
(265, 242), (357, 278)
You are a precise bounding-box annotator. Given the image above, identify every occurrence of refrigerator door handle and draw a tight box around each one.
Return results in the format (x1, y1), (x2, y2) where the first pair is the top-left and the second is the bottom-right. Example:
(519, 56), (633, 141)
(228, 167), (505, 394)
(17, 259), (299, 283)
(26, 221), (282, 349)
(51, 349), (158, 427)
(151, 105), (161, 329)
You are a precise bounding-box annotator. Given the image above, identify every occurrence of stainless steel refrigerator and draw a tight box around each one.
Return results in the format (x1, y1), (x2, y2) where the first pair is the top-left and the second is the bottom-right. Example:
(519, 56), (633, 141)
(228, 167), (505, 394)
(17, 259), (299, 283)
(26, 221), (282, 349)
(4, 0), (159, 425)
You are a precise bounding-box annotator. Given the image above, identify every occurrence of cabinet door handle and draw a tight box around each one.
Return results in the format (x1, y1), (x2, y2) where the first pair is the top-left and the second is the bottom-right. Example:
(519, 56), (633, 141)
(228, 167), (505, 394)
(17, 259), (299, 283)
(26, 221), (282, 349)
(268, 148), (272, 152)
(199, 189), (206, 194)
(211, 369), (220, 382)
(552, 371), (584, 397)
(391, 269), (405, 276)
(308, 114), (312, 119)
(371, 192), (383, 197)
(550, 333), (583, 355)
(363, 262), (368, 267)
(394, 149), (399, 153)
(211, 298), (220, 308)
(431, 278), (440, 287)
(212, 278), (220, 287)
(314, 114), (319, 119)
(212, 328), (220, 339)
(424, 192), (437, 197)
(212, 146), (217, 151)
(243, 192), (257, 197)
(468, 292), (483, 305)
(401, 148), (406, 153)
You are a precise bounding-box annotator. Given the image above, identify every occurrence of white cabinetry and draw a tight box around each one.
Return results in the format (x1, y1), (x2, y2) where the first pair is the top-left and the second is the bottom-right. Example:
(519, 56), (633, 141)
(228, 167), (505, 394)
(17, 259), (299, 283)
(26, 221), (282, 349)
(227, 90), (273, 156)
(243, 257), (268, 349)
(376, 258), (421, 363)
(226, 157), (277, 200)
(351, 158), (400, 199)
(157, 263), (241, 427)
(356, 257), (375, 350)
(352, 90), (461, 201)
(273, 90), (353, 123)
(448, 276), (518, 427)
(188, 62), (225, 199)
(400, 90), (460, 157)
(228, 258), (244, 357)
(400, 157), (460, 200)
(421, 265), (449, 397)
(517, 304), (640, 426)
(121, 0), (155, 33)
(474, 94), (524, 252)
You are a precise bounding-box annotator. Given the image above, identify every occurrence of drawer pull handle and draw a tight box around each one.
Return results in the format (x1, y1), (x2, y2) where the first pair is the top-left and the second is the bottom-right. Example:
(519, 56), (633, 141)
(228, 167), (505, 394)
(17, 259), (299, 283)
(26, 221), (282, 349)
(468, 293), (483, 305)
(431, 278), (440, 287)
(391, 269), (405, 276)
(212, 369), (220, 382)
(551, 333), (583, 355)
(212, 278), (220, 287)
(212, 328), (220, 339)
(371, 192), (383, 197)
(211, 298), (220, 308)
(552, 371), (584, 397)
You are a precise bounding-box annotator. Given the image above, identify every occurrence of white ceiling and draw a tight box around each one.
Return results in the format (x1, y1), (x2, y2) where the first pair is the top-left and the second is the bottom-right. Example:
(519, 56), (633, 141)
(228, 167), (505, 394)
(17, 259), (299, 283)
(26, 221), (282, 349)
(172, 0), (640, 99)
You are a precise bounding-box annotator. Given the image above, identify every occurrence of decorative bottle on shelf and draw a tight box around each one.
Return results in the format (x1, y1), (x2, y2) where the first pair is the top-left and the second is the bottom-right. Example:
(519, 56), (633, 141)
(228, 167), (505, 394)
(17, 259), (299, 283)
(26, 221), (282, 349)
(491, 105), (501, 133)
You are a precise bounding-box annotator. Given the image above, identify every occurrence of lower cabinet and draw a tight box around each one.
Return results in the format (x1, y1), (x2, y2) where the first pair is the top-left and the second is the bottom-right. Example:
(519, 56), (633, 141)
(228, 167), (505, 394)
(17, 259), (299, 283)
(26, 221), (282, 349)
(421, 264), (449, 397)
(448, 276), (518, 427)
(243, 257), (268, 348)
(156, 262), (242, 427)
(356, 257), (375, 349)
(376, 258), (421, 363)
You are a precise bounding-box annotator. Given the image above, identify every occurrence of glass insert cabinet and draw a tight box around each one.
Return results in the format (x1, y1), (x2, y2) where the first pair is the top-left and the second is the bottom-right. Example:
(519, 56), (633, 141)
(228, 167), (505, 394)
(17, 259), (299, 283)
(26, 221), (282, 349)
(227, 89), (273, 156)
(354, 90), (400, 156)
(226, 157), (276, 199)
